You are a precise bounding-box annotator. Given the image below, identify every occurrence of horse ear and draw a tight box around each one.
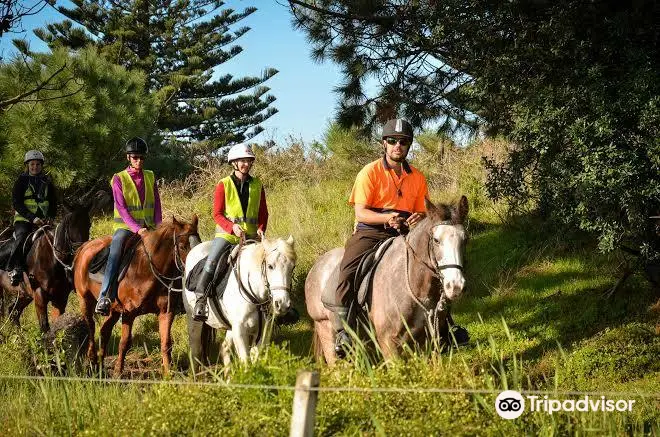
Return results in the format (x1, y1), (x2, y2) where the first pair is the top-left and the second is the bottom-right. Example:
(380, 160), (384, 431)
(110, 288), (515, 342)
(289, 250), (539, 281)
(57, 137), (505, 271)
(425, 197), (439, 219)
(191, 214), (199, 229)
(451, 195), (469, 223)
(458, 195), (469, 222)
(172, 215), (179, 225)
(286, 235), (294, 246)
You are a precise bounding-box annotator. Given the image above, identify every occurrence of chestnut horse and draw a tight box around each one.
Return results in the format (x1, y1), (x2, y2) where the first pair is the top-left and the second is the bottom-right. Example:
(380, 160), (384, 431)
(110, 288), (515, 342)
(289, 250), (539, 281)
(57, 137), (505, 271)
(0, 206), (91, 331)
(305, 197), (469, 364)
(73, 216), (200, 376)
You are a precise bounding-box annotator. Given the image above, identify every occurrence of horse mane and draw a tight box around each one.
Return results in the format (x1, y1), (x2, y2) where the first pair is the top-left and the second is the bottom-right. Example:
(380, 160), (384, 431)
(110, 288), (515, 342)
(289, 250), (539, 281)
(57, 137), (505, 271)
(246, 238), (297, 265)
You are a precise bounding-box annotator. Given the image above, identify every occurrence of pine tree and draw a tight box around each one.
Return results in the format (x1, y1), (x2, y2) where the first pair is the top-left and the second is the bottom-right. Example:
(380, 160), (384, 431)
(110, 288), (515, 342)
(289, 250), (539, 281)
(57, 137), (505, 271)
(37, 1), (278, 152)
(0, 46), (155, 206)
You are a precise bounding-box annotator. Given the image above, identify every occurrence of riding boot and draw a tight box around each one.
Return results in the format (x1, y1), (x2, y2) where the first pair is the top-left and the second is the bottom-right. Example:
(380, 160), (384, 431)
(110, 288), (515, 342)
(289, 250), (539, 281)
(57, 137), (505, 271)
(192, 268), (214, 322)
(332, 306), (352, 359)
(446, 312), (470, 346)
(8, 268), (23, 287)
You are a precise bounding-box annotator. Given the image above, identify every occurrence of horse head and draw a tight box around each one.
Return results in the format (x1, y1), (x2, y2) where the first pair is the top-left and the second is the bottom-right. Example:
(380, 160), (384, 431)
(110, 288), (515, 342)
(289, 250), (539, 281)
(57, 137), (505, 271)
(259, 235), (297, 316)
(170, 214), (201, 265)
(57, 201), (92, 256)
(424, 195), (469, 302)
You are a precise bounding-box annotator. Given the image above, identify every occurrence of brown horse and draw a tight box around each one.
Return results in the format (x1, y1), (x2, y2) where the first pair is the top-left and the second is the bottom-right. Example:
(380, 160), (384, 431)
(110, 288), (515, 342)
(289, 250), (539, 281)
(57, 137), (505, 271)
(73, 216), (200, 376)
(305, 197), (469, 364)
(0, 206), (91, 332)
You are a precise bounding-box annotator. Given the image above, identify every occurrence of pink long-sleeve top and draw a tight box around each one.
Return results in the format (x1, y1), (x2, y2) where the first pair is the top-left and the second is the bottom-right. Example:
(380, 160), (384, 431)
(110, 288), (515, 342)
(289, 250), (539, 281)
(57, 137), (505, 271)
(111, 166), (163, 233)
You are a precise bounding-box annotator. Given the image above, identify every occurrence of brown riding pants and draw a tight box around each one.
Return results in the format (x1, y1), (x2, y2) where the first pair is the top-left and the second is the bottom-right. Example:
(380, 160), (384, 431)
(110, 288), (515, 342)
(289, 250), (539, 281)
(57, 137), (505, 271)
(335, 227), (396, 307)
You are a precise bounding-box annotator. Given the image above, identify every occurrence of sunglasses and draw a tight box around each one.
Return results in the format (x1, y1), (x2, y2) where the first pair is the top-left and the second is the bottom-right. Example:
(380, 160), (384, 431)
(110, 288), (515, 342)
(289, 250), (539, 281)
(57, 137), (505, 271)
(385, 137), (412, 147)
(129, 155), (145, 161)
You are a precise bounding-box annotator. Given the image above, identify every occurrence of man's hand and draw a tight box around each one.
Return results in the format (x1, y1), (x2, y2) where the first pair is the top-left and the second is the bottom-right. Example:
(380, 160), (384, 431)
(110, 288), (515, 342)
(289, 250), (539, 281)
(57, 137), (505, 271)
(385, 213), (406, 230)
(406, 212), (426, 227)
(232, 224), (244, 238)
(257, 229), (265, 240)
(137, 227), (148, 237)
(32, 217), (44, 226)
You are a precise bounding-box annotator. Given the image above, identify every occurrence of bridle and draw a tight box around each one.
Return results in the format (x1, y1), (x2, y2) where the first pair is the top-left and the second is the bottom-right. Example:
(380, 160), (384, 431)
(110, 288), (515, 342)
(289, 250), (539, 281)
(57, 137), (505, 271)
(232, 239), (292, 309)
(142, 228), (199, 294)
(402, 220), (465, 336)
(404, 220), (464, 281)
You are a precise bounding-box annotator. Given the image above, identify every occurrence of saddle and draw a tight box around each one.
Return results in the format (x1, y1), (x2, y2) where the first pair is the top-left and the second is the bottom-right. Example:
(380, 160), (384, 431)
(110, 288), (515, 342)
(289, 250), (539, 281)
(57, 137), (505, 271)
(322, 237), (396, 309)
(88, 234), (141, 282)
(186, 245), (235, 327)
(185, 245), (233, 292)
(355, 237), (396, 306)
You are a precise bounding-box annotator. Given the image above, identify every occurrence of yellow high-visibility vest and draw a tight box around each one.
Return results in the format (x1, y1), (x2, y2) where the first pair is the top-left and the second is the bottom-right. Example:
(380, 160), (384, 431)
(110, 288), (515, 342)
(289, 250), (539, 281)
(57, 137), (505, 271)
(215, 175), (262, 244)
(14, 180), (49, 223)
(112, 169), (155, 232)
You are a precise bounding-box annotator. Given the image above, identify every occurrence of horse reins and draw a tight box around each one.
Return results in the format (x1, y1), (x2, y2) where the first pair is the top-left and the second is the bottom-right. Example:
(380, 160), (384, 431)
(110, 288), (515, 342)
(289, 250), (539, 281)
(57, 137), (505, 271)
(142, 229), (198, 294)
(402, 221), (464, 333)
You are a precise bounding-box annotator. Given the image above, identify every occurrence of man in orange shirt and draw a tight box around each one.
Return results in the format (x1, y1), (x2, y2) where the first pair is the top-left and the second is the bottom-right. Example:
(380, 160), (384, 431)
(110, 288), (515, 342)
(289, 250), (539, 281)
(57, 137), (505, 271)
(330, 118), (468, 357)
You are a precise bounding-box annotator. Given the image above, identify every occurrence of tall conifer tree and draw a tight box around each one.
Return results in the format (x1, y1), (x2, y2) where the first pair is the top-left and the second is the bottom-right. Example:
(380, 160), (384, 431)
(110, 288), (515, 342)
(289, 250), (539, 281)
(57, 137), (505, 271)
(37, 1), (278, 150)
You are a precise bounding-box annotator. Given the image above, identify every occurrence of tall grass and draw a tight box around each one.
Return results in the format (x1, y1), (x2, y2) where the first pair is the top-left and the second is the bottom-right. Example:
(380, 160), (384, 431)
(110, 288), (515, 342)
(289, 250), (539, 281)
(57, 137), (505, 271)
(0, 130), (658, 435)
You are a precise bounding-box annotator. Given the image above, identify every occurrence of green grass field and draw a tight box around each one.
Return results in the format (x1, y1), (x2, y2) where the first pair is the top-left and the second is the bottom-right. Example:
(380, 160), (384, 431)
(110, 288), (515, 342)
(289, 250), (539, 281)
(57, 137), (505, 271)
(1, 141), (658, 435)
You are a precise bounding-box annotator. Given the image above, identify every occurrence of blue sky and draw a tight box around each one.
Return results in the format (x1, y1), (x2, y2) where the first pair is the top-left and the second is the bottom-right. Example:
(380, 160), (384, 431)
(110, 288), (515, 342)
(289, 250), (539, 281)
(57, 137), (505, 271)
(0, 0), (343, 145)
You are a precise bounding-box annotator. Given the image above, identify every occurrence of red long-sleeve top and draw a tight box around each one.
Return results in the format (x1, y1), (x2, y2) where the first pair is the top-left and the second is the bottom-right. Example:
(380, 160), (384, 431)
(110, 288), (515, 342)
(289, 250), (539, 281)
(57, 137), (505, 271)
(213, 178), (268, 234)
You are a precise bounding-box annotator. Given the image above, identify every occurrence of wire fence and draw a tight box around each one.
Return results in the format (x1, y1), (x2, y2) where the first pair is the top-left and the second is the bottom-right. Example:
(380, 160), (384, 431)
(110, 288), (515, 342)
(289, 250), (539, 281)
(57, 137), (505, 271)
(0, 373), (658, 398)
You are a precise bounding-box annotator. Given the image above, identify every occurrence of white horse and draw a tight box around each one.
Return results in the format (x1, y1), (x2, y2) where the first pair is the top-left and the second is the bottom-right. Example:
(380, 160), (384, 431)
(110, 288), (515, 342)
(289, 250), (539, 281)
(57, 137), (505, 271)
(183, 236), (296, 369)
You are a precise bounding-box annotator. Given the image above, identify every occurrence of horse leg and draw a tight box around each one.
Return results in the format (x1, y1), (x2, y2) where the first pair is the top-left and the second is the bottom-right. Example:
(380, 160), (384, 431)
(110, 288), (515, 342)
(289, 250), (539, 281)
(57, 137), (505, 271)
(33, 287), (50, 333)
(221, 330), (234, 367)
(50, 292), (69, 320)
(158, 311), (175, 376)
(99, 312), (121, 361)
(80, 295), (97, 367)
(114, 314), (135, 377)
(8, 293), (32, 327)
(187, 315), (206, 375)
(231, 327), (251, 364)
(315, 320), (337, 366)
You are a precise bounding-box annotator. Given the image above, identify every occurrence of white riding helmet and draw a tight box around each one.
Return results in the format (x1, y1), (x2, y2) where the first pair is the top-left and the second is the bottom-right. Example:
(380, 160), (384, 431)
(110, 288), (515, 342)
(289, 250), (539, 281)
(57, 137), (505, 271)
(24, 150), (45, 164)
(227, 143), (256, 163)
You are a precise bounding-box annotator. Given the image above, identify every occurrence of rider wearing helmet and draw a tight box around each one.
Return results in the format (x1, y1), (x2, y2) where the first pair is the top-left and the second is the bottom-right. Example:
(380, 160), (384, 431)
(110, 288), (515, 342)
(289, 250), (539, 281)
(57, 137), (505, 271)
(191, 143), (268, 321)
(95, 137), (163, 315)
(328, 118), (468, 358)
(6, 150), (57, 286)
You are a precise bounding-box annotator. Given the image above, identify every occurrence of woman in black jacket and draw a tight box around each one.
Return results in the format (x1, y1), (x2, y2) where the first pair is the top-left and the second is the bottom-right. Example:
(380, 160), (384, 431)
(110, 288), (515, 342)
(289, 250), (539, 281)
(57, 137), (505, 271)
(6, 150), (57, 286)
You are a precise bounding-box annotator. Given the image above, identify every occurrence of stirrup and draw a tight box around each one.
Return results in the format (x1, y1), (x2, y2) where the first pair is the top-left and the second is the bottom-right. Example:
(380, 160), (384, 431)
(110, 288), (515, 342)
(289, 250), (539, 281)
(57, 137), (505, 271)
(95, 296), (112, 316)
(9, 269), (22, 286)
(334, 330), (352, 359)
(192, 299), (208, 322)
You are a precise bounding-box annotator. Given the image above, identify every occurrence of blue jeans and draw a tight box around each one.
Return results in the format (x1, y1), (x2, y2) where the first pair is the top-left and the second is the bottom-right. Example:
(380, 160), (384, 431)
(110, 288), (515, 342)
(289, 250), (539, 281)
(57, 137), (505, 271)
(203, 237), (232, 274)
(99, 228), (132, 300)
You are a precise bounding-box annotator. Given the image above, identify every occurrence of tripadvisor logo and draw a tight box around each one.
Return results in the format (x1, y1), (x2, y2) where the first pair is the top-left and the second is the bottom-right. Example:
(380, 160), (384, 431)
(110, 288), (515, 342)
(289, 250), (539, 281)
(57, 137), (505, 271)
(495, 390), (525, 419)
(495, 390), (636, 419)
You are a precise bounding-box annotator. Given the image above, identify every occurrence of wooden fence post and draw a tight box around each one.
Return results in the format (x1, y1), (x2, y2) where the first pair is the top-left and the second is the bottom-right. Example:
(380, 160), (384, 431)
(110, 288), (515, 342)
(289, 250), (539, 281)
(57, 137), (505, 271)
(289, 370), (320, 437)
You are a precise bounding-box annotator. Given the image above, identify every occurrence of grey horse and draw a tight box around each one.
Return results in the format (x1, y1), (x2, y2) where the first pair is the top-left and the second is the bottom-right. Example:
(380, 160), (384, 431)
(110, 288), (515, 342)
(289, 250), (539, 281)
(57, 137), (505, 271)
(305, 196), (469, 364)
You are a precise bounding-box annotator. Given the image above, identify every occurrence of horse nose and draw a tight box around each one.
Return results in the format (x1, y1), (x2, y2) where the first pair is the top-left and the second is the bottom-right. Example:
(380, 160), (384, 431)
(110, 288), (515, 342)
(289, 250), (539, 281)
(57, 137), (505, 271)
(444, 275), (465, 301)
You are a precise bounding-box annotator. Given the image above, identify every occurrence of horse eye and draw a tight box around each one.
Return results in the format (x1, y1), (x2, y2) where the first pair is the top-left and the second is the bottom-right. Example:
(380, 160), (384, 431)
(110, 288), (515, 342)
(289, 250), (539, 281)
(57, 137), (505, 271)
(433, 237), (440, 243)
(268, 264), (274, 270)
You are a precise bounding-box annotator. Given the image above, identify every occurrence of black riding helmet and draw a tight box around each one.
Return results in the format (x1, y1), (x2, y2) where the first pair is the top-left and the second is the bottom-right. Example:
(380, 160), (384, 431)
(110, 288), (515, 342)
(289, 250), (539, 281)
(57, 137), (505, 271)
(381, 118), (413, 139)
(125, 137), (148, 154)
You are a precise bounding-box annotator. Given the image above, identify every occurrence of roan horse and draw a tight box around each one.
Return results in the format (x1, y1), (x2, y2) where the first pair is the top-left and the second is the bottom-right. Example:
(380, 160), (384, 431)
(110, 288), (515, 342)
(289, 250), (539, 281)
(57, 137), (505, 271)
(73, 216), (200, 376)
(0, 206), (91, 332)
(182, 236), (296, 371)
(306, 196), (469, 364)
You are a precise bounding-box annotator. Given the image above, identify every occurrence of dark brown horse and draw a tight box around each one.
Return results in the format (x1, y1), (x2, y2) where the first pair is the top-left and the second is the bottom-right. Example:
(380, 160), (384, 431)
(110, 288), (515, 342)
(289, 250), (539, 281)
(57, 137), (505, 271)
(73, 216), (199, 376)
(0, 206), (91, 332)
(305, 197), (469, 364)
